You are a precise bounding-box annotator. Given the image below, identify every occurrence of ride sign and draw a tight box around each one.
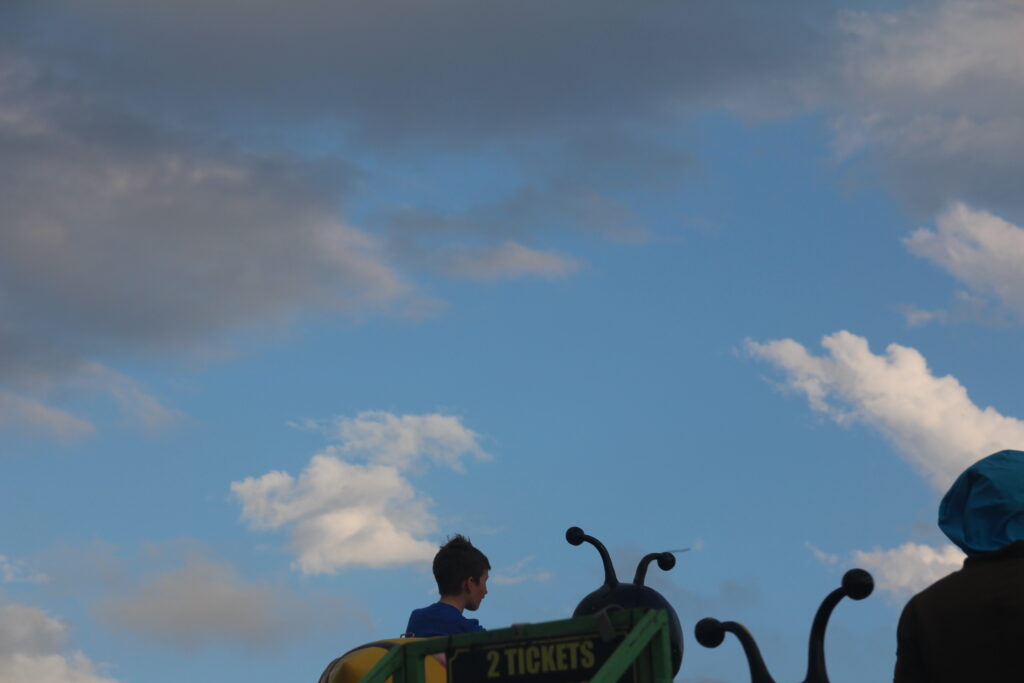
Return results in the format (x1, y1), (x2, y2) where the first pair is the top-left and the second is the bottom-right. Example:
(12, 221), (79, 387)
(447, 631), (635, 683)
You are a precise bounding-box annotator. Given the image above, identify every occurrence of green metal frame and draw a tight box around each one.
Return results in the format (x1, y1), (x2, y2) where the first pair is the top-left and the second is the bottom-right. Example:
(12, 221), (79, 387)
(358, 608), (672, 683)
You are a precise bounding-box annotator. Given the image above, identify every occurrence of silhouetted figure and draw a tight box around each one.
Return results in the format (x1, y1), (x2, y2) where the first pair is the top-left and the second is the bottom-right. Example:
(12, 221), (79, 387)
(406, 535), (490, 637)
(894, 449), (1024, 683)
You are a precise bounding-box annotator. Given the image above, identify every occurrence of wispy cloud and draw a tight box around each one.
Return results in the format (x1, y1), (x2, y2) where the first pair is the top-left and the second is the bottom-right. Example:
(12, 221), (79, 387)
(0, 392), (94, 439)
(439, 242), (579, 282)
(747, 330), (1024, 491)
(0, 361), (179, 440)
(0, 554), (48, 584)
(852, 543), (964, 599)
(809, 542), (965, 600)
(233, 412), (489, 573)
(905, 203), (1024, 319)
(898, 290), (1007, 329)
(806, 543), (841, 567)
(76, 364), (179, 431)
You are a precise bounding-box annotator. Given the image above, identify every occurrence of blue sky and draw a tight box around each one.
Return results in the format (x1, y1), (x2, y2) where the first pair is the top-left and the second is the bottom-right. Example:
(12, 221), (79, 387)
(3, 1), (1024, 681)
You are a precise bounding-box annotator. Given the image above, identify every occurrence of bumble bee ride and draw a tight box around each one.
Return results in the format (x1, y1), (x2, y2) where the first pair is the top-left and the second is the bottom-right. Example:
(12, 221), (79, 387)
(565, 526), (685, 676)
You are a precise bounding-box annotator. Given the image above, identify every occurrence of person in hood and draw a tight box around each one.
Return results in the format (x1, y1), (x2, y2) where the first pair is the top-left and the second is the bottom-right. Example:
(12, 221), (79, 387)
(894, 449), (1024, 682)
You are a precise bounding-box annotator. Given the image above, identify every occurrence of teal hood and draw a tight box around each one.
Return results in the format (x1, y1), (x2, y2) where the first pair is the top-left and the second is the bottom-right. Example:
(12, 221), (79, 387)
(939, 449), (1024, 555)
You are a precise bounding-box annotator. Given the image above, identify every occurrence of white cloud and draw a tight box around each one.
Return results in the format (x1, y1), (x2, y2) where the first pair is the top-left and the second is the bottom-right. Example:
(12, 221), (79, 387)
(233, 456), (437, 572)
(905, 203), (1024, 317)
(761, 330), (1019, 597)
(747, 330), (1024, 490)
(97, 556), (362, 650)
(806, 543), (841, 567)
(439, 242), (579, 282)
(0, 603), (115, 683)
(329, 411), (490, 471)
(76, 364), (179, 431)
(0, 361), (178, 439)
(232, 412), (489, 573)
(855, 543), (964, 599)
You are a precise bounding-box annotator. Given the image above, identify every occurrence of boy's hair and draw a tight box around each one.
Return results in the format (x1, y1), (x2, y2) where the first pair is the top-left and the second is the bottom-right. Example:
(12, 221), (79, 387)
(433, 534), (490, 596)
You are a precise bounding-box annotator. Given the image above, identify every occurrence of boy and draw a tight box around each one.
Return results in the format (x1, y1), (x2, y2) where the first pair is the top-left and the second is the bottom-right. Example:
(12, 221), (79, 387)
(406, 535), (490, 637)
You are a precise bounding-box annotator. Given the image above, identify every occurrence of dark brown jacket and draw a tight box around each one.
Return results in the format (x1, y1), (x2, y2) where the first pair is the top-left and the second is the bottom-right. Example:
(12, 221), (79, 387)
(894, 541), (1024, 682)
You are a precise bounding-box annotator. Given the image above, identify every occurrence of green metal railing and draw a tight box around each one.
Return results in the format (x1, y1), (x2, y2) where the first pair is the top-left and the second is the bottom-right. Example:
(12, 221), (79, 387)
(358, 608), (672, 683)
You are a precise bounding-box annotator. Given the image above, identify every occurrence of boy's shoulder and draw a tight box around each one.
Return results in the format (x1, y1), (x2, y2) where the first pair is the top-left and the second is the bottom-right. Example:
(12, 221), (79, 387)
(407, 602), (483, 637)
(409, 601), (456, 619)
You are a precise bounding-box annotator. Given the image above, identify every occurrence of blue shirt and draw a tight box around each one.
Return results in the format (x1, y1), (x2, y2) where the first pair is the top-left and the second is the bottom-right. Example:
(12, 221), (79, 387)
(406, 602), (485, 637)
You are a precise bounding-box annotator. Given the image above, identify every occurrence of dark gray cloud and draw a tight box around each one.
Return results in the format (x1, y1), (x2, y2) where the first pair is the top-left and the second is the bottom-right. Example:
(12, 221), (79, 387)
(0, 52), (412, 428)
(9, 0), (1010, 222)
(0, 59), (404, 355)
(3, 1), (833, 432)
(2, 0), (833, 254)
(8, 0), (1017, 245)
(2, 0), (832, 147)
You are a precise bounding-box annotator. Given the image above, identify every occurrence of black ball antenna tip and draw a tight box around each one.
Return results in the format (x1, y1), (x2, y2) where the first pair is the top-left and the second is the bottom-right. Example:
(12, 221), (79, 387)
(657, 552), (676, 571)
(842, 568), (874, 601)
(695, 617), (726, 648)
(566, 526), (585, 546)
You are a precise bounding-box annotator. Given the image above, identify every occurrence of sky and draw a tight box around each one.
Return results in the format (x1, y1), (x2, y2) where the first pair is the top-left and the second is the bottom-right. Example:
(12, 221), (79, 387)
(2, 0), (1024, 681)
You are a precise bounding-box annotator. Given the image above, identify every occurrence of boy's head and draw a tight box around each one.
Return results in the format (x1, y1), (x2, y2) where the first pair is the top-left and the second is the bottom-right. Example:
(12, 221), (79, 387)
(433, 534), (490, 609)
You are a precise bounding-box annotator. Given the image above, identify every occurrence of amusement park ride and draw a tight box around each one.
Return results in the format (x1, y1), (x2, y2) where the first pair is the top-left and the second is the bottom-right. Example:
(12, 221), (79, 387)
(319, 526), (874, 683)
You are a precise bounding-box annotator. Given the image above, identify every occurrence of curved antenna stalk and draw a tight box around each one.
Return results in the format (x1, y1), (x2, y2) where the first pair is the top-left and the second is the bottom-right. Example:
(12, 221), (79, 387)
(802, 569), (873, 683)
(565, 526), (618, 586)
(695, 618), (776, 683)
(633, 552), (676, 586)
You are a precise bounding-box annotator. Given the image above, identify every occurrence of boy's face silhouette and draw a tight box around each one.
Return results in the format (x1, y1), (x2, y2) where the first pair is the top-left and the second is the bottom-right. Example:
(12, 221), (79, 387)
(463, 570), (489, 611)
